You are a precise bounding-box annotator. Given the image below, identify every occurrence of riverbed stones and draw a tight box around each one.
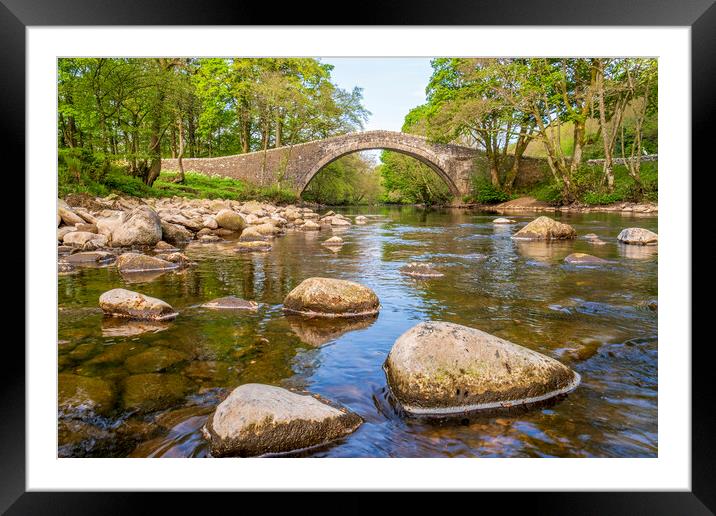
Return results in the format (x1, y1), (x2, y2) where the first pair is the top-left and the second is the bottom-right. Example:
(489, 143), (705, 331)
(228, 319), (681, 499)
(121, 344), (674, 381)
(617, 227), (658, 245)
(121, 373), (194, 413)
(124, 346), (190, 374)
(400, 262), (444, 278)
(564, 253), (607, 265)
(355, 215), (368, 224)
(512, 216), (577, 241)
(116, 252), (179, 273)
(215, 209), (246, 232)
(283, 277), (380, 318)
(202, 383), (363, 457)
(58, 200), (86, 226)
(493, 217), (516, 224)
(63, 231), (103, 247)
(111, 205), (163, 247)
(201, 296), (259, 310)
(59, 373), (116, 417)
(99, 288), (178, 321)
(383, 321), (580, 416)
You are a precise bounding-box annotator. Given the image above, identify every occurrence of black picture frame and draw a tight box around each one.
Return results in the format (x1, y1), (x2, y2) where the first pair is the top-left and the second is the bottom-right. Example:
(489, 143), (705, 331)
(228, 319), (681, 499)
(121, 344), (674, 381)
(4, 0), (710, 512)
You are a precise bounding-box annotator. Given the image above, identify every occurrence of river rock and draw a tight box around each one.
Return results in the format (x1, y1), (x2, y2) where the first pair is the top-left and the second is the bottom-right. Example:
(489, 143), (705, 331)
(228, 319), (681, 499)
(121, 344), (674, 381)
(355, 215), (368, 224)
(322, 236), (344, 247)
(111, 205), (163, 247)
(493, 217), (516, 224)
(383, 321), (580, 416)
(154, 241), (178, 252)
(201, 296), (259, 310)
(199, 234), (221, 243)
(121, 373), (194, 413)
(236, 241), (272, 252)
(617, 227), (658, 245)
(202, 383), (362, 457)
(512, 216), (577, 240)
(239, 226), (268, 242)
(58, 201), (85, 226)
(583, 233), (600, 240)
(99, 288), (178, 321)
(62, 251), (115, 265)
(116, 252), (179, 273)
(564, 253), (607, 265)
(215, 209), (246, 231)
(331, 217), (351, 227)
(161, 221), (193, 244)
(59, 373), (116, 417)
(203, 216), (219, 229)
(57, 226), (77, 241)
(283, 277), (380, 318)
(63, 231), (103, 247)
(400, 262), (444, 278)
(124, 346), (190, 374)
(301, 220), (321, 231)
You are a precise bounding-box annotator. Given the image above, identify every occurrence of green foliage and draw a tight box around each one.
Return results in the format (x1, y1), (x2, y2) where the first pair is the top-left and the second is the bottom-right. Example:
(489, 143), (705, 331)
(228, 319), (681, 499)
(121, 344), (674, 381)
(302, 154), (382, 205)
(467, 178), (511, 204)
(522, 161), (658, 205)
(378, 150), (452, 205)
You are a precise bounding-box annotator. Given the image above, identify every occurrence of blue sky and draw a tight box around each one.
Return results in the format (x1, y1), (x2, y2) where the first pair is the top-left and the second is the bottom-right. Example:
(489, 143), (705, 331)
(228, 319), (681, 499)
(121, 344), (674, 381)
(322, 58), (433, 132)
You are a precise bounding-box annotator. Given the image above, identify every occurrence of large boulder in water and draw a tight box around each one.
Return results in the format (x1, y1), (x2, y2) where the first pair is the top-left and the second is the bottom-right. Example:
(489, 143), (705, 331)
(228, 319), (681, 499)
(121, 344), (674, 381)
(215, 209), (246, 232)
(512, 216), (577, 241)
(111, 205), (162, 247)
(202, 383), (362, 457)
(383, 321), (580, 416)
(99, 288), (178, 321)
(617, 227), (658, 245)
(283, 277), (380, 318)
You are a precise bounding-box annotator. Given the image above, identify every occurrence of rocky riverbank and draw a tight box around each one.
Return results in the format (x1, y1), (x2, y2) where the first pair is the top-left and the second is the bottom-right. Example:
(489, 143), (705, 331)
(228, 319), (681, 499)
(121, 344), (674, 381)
(481, 196), (658, 214)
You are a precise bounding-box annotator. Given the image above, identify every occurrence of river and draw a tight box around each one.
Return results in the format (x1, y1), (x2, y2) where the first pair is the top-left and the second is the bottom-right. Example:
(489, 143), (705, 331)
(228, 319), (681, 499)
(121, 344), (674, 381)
(58, 206), (658, 458)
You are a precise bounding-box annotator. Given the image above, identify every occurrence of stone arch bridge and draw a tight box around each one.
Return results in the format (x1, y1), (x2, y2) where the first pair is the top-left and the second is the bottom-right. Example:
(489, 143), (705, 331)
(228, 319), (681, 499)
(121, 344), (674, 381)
(162, 130), (480, 199)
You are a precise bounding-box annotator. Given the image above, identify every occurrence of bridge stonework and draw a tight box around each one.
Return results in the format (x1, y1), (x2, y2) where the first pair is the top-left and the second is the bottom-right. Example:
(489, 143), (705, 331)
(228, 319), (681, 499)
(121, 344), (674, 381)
(162, 130), (479, 199)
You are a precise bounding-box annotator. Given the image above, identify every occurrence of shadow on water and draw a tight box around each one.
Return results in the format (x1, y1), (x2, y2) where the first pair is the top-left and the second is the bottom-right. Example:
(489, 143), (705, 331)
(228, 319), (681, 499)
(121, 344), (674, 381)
(58, 206), (658, 457)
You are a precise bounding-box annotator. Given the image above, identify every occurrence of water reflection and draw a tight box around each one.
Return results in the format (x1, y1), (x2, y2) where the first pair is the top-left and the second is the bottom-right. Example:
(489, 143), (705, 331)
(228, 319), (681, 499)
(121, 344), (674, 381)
(617, 243), (658, 260)
(286, 314), (378, 347)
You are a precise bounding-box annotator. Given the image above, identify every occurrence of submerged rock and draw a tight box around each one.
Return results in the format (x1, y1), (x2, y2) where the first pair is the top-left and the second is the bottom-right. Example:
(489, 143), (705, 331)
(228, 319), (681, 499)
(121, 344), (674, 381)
(116, 252), (179, 273)
(111, 205), (163, 247)
(283, 277), (380, 318)
(383, 321), (580, 416)
(59, 373), (116, 417)
(201, 296), (259, 310)
(493, 217), (516, 224)
(355, 215), (368, 224)
(121, 373), (194, 413)
(124, 346), (190, 374)
(99, 288), (178, 321)
(100, 318), (170, 337)
(301, 220), (321, 231)
(564, 253), (607, 265)
(238, 226), (268, 242)
(202, 383), (362, 457)
(400, 262), (444, 278)
(617, 227), (658, 245)
(512, 216), (577, 241)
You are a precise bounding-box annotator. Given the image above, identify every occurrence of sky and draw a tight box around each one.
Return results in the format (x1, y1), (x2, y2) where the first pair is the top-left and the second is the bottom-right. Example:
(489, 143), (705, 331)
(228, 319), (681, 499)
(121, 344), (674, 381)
(322, 58), (433, 132)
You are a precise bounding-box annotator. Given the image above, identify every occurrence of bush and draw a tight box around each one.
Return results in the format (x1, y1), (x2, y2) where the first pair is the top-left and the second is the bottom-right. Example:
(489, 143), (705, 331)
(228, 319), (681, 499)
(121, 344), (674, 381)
(529, 181), (564, 204)
(467, 179), (511, 204)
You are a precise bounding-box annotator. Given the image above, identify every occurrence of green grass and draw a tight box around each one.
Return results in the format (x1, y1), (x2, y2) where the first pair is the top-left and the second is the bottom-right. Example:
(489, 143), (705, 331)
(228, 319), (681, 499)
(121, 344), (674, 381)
(59, 161), (298, 204)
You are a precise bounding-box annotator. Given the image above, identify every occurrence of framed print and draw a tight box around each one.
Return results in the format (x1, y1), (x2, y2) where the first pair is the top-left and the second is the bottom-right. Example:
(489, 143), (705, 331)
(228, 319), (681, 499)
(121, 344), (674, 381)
(5, 0), (711, 512)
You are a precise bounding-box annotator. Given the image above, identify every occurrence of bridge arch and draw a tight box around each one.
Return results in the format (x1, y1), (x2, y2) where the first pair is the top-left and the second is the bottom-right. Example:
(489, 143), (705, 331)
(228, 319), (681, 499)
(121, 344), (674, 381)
(297, 132), (461, 197)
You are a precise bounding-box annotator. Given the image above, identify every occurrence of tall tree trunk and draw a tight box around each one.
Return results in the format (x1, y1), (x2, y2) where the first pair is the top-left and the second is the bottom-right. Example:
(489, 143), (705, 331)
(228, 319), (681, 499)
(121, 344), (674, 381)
(175, 116), (186, 183)
(596, 60), (615, 192)
(503, 131), (529, 193)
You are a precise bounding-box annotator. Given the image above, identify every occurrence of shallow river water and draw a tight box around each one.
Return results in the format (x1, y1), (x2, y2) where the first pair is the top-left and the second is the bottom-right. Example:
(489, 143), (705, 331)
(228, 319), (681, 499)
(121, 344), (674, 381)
(58, 206), (658, 458)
